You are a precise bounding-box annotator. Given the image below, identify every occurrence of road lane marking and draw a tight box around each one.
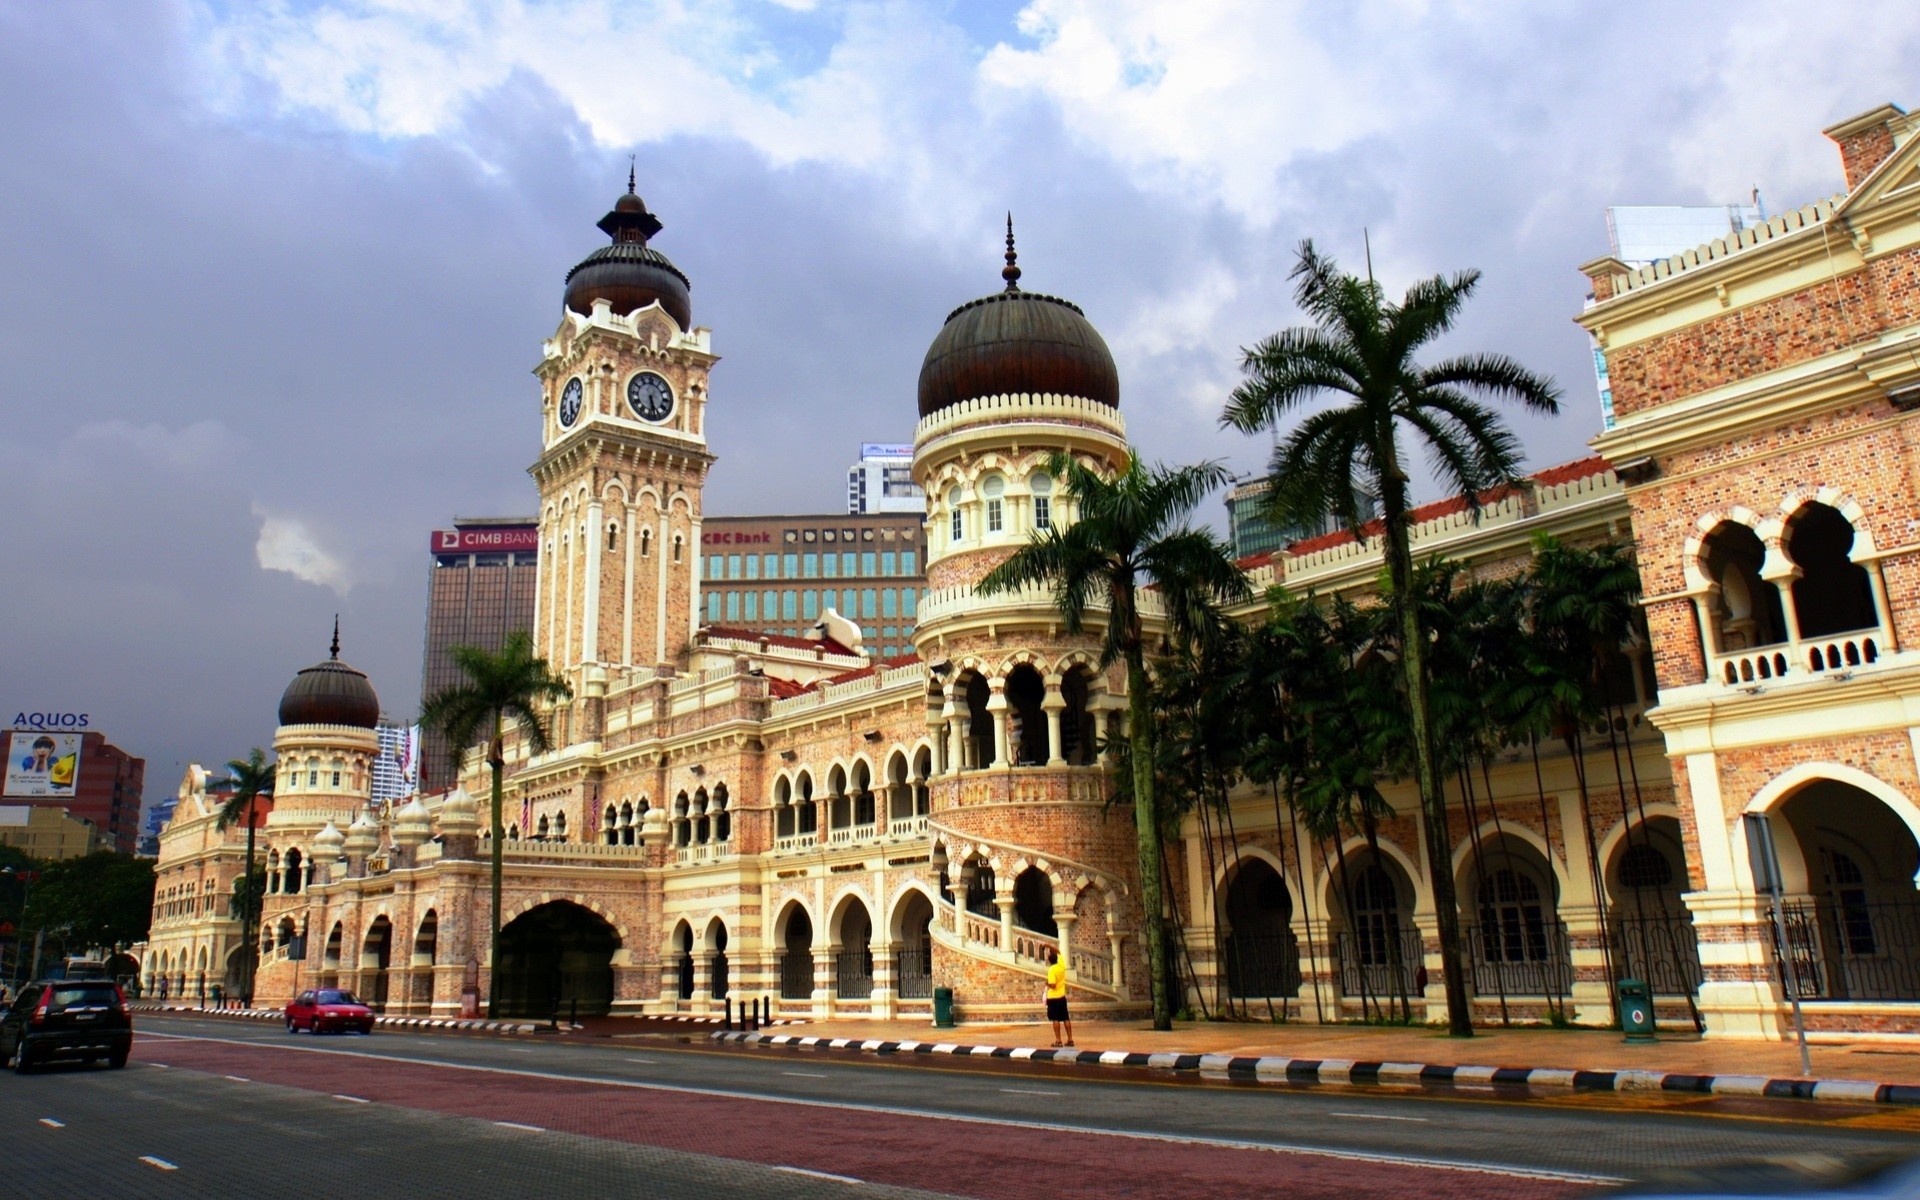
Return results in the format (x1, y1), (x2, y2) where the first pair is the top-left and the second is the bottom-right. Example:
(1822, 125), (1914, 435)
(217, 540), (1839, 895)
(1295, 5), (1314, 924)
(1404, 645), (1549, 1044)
(783, 1071), (829, 1078)
(140, 1156), (179, 1171)
(496, 1121), (544, 1132)
(1331, 1111), (1428, 1122)
(1001, 1088), (1061, 1096)
(775, 1166), (865, 1185)
(134, 1030), (1620, 1185)
(626, 1057), (658, 1064)
(223, 1074), (249, 1082)
(506, 1048), (533, 1053)
(39, 1118), (65, 1128)
(332, 1094), (371, 1104)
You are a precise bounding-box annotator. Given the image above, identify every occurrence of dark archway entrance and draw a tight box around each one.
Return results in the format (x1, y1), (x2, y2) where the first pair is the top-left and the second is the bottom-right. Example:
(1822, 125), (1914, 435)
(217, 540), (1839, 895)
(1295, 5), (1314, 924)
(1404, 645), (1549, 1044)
(496, 901), (619, 1019)
(362, 916), (393, 1011)
(1220, 859), (1300, 999)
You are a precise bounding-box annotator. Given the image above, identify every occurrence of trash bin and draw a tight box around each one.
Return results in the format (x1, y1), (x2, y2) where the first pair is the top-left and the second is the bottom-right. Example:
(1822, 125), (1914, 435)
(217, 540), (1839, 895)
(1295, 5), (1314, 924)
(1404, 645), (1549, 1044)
(933, 986), (955, 1028)
(1618, 979), (1656, 1042)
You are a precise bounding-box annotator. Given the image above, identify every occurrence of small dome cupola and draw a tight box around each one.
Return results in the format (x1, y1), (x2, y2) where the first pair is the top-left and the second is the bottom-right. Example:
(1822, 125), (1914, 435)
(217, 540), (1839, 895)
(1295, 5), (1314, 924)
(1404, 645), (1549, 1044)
(917, 215), (1119, 418)
(277, 619), (381, 730)
(562, 165), (693, 329)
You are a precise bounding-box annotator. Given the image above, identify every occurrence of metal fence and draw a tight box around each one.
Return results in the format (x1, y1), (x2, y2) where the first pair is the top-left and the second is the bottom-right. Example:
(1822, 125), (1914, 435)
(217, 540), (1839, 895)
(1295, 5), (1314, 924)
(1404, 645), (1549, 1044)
(1464, 920), (1573, 997)
(835, 949), (874, 1000)
(1333, 928), (1422, 1003)
(1775, 898), (1920, 1002)
(779, 951), (813, 1000)
(1609, 911), (1704, 996)
(897, 943), (933, 999)
(1221, 932), (1302, 999)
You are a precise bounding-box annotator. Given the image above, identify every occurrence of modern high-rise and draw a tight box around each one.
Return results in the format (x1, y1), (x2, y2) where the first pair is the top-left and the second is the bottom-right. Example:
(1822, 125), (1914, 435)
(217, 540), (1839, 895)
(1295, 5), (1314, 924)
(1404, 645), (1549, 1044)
(369, 719), (419, 807)
(418, 518), (540, 792)
(1224, 476), (1379, 559)
(699, 512), (927, 660)
(845, 442), (925, 514)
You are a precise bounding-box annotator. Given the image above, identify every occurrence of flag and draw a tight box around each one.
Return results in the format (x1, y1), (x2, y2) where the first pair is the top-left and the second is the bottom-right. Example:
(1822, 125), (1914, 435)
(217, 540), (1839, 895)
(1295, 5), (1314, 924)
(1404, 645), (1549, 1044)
(398, 725), (419, 788)
(520, 794), (531, 837)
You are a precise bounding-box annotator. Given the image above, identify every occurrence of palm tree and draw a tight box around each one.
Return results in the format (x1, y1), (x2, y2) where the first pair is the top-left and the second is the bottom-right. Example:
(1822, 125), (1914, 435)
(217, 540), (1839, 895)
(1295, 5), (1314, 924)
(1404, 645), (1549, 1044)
(979, 449), (1250, 1030)
(1223, 240), (1560, 1036)
(215, 747), (275, 1007)
(418, 631), (572, 1019)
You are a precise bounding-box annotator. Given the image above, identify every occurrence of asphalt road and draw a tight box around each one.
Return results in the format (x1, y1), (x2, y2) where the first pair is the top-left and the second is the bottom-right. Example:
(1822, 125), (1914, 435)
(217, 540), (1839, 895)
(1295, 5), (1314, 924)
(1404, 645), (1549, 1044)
(1, 1013), (1915, 1199)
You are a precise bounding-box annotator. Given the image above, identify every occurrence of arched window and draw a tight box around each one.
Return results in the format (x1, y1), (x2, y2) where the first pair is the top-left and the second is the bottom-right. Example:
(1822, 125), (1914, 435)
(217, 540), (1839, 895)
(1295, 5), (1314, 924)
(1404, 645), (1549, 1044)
(640, 528), (652, 558)
(1785, 502), (1879, 639)
(552, 811), (567, 841)
(672, 534), (684, 563)
(1619, 842), (1673, 890)
(982, 474), (1006, 534)
(1030, 470), (1053, 530)
(712, 784), (730, 842)
(536, 814), (550, 840)
(948, 485), (964, 542)
(607, 522), (619, 552)
(1477, 868), (1549, 963)
(604, 804), (619, 845)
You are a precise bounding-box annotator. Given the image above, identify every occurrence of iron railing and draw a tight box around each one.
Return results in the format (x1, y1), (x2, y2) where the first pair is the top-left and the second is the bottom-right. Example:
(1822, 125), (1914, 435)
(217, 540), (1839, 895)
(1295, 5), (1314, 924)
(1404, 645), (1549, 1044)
(1464, 920), (1573, 997)
(1333, 928), (1422, 1002)
(1221, 932), (1302, 999)
(835, 949), (874, 1000)
(1609, 911), (1704, 997)
(1775, 898), (1920, 1002)
(779, 951), (813, 1000)
(897, 943), (933, 999)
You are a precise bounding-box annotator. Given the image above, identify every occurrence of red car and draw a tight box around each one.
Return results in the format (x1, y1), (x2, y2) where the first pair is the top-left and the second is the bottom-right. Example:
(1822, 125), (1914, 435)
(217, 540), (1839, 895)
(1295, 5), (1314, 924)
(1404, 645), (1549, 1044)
(285, 988), (375, 1034)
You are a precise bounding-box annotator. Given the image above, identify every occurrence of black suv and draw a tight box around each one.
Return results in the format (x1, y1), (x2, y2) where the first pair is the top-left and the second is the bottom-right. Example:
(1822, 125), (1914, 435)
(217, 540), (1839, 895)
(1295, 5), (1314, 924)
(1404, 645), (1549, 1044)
(0, 979), (134, 1073)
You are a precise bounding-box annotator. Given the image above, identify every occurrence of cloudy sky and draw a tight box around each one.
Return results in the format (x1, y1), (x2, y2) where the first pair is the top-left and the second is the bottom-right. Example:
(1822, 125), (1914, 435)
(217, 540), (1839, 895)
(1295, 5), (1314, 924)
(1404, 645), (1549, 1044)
(2, 0), (1915, 816)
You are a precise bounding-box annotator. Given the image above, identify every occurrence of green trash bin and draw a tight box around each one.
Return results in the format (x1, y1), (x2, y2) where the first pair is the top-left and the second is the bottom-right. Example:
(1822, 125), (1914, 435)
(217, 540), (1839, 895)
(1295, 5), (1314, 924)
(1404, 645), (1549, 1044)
(1618, 979), (1656, 1042)
(933, 986), (955, 1028)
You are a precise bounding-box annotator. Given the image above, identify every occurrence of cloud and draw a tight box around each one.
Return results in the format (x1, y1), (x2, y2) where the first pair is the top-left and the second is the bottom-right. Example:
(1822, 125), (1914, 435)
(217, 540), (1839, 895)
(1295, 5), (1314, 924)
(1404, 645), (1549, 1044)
(254, 507), (356, 593)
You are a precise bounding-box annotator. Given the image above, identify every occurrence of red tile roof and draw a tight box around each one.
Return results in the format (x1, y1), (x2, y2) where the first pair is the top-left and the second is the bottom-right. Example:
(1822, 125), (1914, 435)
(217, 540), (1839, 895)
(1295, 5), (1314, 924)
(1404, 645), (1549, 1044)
(700, 625), (861, 658)
(1280, 456), (1614, 557)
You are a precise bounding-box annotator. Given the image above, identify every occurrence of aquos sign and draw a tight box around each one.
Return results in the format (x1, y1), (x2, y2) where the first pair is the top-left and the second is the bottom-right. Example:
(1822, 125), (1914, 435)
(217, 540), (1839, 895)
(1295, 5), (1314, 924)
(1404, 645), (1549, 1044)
(11, 712), (88, 731)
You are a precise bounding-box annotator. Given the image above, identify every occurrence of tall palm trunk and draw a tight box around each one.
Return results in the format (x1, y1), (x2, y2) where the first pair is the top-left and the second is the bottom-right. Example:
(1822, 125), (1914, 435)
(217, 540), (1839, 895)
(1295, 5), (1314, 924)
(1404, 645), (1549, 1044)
(488, 721), (505, 1020)
(1128, 648), (1170, 1031)
(242, 818), (258, 1007)
(1382, 491), (1472, 1036)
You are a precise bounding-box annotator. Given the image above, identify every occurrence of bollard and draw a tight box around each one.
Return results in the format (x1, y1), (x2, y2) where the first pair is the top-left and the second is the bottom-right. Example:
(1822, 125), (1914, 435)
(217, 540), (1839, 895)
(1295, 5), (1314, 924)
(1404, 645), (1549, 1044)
(725, 997), (733, 1031)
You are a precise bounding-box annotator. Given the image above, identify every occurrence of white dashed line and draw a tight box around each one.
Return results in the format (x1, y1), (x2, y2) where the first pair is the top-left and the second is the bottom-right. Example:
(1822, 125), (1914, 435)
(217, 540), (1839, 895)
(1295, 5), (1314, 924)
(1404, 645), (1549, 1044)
(139, 1156), (180, 1171)
(999, 1088), (1061, 1096)
(495, 1120), (544, 1132)
(626, 1057), (657, 1064)
(783, 1071), (828, 1078)
(505, 1048), (533, 1053)
(1331, 1112), (1429, 1123)
(775, 1166), (865, 1185)
(223, 1074), (249, 1082)
(38, 1118), (65, 1128)
(332, 1094), (371, 1104)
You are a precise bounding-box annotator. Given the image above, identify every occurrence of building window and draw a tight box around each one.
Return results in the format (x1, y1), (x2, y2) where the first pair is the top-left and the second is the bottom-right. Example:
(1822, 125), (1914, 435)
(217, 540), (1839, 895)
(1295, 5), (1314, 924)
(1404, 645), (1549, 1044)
(607, 522), (619, 552)
(803, 553), (819, 578)
(782, 591), (797, 620)
(862, 589), (877, 618)
(727, 554), (741, 580)
(726, 592), (740, 622)
(823, 552), (839, 577)
(673, 535), (683, 563)
(881, 551), (897, 575)
(745, 554), (759, 580)
(783, 553), (798, 577)
(861, 551), (876, 575)
(1033, 496), (1051, 530)
(764, 590), (777, 621)
(904, 590), (918, 618)
(707, 593), (721, 621)
(744, 592), (758, 622)
(950, 509), (963, 541)
(902, 551), (916, 574)
(803, 590), (819, 619)
(982, 475), (1006, 534)
(883, 590), (898, 618)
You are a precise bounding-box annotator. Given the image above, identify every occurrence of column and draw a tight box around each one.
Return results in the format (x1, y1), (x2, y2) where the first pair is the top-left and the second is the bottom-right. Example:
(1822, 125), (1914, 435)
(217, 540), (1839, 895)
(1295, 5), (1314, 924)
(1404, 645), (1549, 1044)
(1556, 790), (1613, 1026)
(942, 689), (961, 774)
(1054, 912), (1078, 979)
(655, 511), (672, 665)
(1042, 681), (1066, 767)
(1760, 554), (1803, 653)
(621, 503), (636, 666)
(985, 678), (1008, 768)
(995, 894), (1015, 953)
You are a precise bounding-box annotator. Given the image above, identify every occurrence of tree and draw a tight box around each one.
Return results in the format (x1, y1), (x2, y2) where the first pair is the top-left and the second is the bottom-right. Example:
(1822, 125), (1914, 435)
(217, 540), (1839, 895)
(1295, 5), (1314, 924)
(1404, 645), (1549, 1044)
(979, 450), (1249, 1030)
(216, 747), (275, 1006)
(27, 853), (156, 962)
(1223, 241), (1560, 1035)
(418, 631), (572, 1019)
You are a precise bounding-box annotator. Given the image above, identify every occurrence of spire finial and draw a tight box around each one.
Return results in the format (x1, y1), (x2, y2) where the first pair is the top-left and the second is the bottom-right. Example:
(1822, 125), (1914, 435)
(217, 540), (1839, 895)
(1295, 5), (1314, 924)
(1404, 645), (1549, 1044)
(330, 615), (340, 660)
(1002, 212), (1021, 292)
(628, 156), (636, 195)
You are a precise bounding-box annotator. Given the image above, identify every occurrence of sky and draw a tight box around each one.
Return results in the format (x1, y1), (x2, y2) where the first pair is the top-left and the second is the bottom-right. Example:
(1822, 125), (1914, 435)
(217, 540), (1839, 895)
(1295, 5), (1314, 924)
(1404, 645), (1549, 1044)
(2, 0), (1916, 817)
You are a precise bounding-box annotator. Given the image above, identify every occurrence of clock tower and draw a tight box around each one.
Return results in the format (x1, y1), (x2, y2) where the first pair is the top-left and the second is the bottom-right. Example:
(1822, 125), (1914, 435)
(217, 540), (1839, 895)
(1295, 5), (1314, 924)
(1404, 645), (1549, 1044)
(530, 180), (715, 737)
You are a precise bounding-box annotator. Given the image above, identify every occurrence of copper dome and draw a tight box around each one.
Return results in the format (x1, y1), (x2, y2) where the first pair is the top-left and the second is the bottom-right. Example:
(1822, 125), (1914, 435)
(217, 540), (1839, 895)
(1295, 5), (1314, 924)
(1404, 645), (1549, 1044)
(562, 182), (692, 330)
(278, 626), (380, 729)
(917, 220), (1117, 418)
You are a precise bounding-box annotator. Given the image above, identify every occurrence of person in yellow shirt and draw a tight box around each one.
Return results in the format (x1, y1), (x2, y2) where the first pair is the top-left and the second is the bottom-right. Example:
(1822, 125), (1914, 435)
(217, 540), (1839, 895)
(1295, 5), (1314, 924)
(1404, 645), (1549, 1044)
(1044, 949), (1073, 1047)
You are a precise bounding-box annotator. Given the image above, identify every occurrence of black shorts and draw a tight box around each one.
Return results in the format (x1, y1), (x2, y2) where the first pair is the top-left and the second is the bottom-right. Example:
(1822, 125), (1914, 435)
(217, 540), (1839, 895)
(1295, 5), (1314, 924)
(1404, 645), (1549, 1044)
(1046, 997), (1070, 1021)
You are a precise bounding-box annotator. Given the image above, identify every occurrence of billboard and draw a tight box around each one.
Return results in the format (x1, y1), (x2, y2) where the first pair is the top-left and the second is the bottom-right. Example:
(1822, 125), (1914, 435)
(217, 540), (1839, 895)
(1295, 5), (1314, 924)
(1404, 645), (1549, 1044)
(4, 731), (81, 798)
(859, 443), (915, 460)
(432, 526), (539, 553)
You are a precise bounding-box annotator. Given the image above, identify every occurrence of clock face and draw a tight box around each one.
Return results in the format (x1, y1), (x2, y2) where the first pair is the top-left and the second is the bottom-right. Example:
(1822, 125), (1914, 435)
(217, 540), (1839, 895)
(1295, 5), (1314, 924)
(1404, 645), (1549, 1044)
(627, 371), (675, 423)
(558, 377), (583, 428)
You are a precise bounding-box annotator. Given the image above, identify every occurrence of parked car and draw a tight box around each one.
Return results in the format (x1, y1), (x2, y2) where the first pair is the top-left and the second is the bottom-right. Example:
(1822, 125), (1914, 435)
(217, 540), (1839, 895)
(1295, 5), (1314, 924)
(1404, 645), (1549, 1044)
(0, 979), (134, 1073)
(285, 988), (374, 1034)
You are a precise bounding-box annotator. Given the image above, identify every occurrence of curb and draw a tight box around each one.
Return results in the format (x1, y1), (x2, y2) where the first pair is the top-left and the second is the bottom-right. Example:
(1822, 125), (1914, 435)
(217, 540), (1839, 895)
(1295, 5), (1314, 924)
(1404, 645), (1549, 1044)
(133, 1004), (540, 1036)
(709, 1030), (1920, 1107)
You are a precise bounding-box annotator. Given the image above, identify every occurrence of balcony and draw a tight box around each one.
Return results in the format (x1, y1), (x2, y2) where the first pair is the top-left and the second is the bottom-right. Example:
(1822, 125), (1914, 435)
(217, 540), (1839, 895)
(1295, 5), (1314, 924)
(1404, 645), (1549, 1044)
(1707, 625), (1887, 690)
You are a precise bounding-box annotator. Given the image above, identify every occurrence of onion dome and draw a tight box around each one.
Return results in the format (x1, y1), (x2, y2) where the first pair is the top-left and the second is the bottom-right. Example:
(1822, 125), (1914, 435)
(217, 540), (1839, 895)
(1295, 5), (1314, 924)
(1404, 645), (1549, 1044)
(343, 811), (379, 857)
(562, 165), (692, 329)
(278, 620), (381, 729)
(437, 787), (478, 835)
(917, 215), (1119, 418)
(312, 820), (345, 864)
(393, 797), (432, 848)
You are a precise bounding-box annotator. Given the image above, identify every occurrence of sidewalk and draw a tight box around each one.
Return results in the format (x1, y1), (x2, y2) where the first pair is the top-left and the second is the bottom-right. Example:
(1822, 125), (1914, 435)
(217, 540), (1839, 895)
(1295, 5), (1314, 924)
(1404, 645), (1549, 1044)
(696, 1016), (1920, 1100)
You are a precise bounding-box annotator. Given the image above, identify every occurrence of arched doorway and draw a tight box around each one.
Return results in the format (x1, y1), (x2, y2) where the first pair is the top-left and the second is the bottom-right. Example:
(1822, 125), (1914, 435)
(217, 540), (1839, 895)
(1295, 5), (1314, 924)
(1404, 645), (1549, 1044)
(1013, 867), (1056, 937)
(1219, 858), (1300, 1000)
(362, 916), (393, 1011)
(706, 919), (729, 1000)
(673, 921), (695, 1000)
(1605, 817), (1702, 1024)
(833, 896), (874, 1000)
(1772, 779), (1920, 1001)
(412, 911), (439, 1009)
(1329, 853), (1417, 1012)
(893, 891), (934, 999)
(495, 901), (619, 1019)
(778, 903), (814, 1001)
(1463, 839), (1569, 1000)
(1005, 664), (1046, 765)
